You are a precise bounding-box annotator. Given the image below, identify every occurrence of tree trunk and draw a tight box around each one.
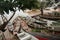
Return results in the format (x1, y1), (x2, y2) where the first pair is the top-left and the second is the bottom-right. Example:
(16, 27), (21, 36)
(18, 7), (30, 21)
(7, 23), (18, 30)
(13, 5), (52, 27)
(40, 8), (43, 15)
(0, 11), (15, 32)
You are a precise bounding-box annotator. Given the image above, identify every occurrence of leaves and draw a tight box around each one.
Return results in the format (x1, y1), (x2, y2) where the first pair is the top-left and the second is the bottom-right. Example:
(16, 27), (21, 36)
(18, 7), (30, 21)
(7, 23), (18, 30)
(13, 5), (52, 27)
(0, 0), (19, 15)
(18, 0), (40, 10)
(0, 0), (40, 15)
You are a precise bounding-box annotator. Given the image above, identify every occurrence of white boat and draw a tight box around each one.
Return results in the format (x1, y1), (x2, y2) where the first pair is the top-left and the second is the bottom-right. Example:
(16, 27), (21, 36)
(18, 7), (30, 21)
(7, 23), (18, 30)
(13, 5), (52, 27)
(17, 29), (38, 40)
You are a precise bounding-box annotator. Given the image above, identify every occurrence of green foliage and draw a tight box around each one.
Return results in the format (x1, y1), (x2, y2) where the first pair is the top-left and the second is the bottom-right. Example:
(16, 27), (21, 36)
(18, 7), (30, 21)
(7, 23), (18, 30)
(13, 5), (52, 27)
(40, 2), (47, 8)
(0, 0), (40, 15)
(0, 0), (15, 15)
(19, 0), (40, 10)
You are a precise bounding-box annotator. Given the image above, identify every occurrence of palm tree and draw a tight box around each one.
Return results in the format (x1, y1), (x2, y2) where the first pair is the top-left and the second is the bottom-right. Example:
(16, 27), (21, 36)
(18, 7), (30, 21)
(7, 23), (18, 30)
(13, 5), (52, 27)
(0, 0), (21, 32)
(0, 0), (40, 32)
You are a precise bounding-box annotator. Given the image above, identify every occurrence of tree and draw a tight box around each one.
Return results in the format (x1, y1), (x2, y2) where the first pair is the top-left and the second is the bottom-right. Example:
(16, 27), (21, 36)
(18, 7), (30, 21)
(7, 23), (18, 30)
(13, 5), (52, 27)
(18, 0), (40, 10)
(0, 0), (21, 32)
(38, 0), (47, 15)
(39, 0), (54, 15)
(0, 0), (40, 32)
